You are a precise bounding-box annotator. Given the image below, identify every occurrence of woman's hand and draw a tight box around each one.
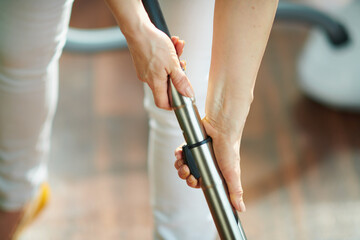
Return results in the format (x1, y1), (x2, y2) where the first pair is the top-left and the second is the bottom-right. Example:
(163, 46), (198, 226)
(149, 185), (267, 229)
(105, 0), (193, 110)
(126, 24), (193, 110)
(174, 145), (201, 189)
(174, 115), (247, 213)
(173, 0), (278, 213)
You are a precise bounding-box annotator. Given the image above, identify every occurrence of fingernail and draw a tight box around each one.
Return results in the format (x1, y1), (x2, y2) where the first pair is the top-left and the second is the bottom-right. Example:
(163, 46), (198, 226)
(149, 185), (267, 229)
(181, 60), (187, 71)
(238, 200), (246, 212)
(185, 86), (194, 98)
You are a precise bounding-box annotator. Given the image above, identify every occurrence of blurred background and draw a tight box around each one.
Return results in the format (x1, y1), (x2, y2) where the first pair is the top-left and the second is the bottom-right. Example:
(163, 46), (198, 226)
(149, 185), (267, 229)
(21, 0), (360, 239)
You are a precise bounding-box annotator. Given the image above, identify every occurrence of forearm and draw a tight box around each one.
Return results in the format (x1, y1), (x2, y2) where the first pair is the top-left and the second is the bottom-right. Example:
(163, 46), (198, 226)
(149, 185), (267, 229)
(105, 0), (151, 41)
(205, 0), (278, 137)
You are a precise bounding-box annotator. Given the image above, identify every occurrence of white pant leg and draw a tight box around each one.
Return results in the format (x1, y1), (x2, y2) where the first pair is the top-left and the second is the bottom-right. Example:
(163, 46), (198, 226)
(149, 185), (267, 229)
(0, 0), (73, 210)
(144, 1), (217, 239)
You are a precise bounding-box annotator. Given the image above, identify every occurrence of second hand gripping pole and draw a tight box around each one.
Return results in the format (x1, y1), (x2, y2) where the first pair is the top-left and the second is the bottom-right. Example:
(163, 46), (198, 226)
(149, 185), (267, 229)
(141, 0), (247, 239)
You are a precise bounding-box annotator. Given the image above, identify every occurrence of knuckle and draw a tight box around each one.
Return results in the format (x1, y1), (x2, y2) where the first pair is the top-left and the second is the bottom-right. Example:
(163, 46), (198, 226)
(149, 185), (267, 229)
(154, 99), (164, 108)
(178, 166), (188, 179)
(231, 189), (244, 199)
(175, 159), (182, 169)
(171, 69), (185, 83)
(177, 74), (187, 85)
(174, 160), (179, 169)
(186, 177), (191, 185)
(186, 177), (196, 187)
(153, 97), (168, 110)
(178, 170), (185, 179)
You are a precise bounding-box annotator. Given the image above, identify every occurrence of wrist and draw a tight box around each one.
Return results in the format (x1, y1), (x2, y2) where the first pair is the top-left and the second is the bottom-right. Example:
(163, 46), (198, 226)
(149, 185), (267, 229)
(207, 80), (253, 125)
(203, 114), (243, 143)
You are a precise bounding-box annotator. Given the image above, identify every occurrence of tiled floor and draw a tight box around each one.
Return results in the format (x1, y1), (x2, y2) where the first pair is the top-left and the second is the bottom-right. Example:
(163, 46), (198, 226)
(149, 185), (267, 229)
(21, 1), (360, 239)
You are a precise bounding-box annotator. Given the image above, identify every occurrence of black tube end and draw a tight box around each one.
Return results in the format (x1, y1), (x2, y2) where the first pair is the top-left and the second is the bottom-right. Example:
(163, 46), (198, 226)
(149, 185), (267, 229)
(327, 23), (350, 46)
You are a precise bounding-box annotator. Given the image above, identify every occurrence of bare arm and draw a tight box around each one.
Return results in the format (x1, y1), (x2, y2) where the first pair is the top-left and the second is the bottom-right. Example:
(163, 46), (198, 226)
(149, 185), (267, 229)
(205, 0), (278, 212)
(105, 0), (193, 109)
(175, 0), (278, 212)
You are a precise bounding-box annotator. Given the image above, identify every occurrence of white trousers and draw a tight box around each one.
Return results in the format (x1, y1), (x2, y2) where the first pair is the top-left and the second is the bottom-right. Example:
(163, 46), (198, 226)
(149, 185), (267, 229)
(0, 0), (73, 210)
(0, 0), (217, 239)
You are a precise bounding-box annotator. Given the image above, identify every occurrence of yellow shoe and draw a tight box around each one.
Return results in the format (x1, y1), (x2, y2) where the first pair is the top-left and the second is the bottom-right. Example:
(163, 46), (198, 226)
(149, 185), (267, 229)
(12, 183), (51, 240)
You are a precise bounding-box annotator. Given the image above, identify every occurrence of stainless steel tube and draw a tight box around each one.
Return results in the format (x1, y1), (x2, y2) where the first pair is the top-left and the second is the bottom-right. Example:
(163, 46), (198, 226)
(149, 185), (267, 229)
(169, 82), (247, 239)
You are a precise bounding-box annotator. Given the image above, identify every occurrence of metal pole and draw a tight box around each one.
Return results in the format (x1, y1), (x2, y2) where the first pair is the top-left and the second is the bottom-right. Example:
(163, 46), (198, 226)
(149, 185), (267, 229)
(141, 0), (246, 239)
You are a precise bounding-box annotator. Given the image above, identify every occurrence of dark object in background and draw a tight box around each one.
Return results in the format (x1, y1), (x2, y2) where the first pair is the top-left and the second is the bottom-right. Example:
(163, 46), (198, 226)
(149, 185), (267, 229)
(64, 2), (349, 53)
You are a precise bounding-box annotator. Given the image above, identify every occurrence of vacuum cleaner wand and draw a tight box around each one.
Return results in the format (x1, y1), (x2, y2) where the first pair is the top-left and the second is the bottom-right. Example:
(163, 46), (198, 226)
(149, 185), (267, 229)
(141, 0), (247, 239)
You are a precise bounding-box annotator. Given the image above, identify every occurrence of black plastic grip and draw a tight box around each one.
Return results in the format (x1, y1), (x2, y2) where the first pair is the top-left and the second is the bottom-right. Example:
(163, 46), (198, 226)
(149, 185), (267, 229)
(182, 145), (201, 179)
(141, 0), (171, 38)
(182, 137), (212, 180)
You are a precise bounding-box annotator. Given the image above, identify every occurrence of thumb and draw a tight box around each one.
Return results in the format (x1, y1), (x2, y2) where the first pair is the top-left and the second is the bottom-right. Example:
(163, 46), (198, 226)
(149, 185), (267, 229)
(202, 118), (246, 212)
(169, 63), (194, 98)
(221, 164), (246, 213)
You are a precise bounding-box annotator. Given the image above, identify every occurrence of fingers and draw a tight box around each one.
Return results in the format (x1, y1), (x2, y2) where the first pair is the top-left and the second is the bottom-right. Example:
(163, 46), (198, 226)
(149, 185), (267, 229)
(174, 146), (200, 188)
(221, 165), (246, 213)
(169, 65), (194, 98)
(171, 36), (179, 45)
(128, 29), (190, 110)
(186, 174), (200, 188)
(171, 36), (186, 70)
(151, 35), (192, 108)
(178, 164), (190, 179)
(174, 158), (184, 170)
(151, 59), (187, 109)
(171, 36), (185, 57)
(174, 145), (183, 161)
(169, 36), (193, 98)
(152, 77), (171, 110)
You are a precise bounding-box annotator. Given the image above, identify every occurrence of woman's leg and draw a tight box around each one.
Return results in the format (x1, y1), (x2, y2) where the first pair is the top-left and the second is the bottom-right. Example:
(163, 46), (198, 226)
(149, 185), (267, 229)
(0, 0), (73, 238)
(144, 0), (217, 239)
